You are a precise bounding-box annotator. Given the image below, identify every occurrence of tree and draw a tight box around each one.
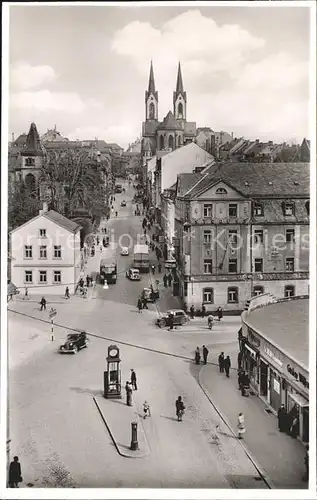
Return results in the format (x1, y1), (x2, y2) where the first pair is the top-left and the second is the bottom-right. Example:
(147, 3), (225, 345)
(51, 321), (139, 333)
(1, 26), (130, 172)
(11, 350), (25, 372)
(8, 178), (41, 230)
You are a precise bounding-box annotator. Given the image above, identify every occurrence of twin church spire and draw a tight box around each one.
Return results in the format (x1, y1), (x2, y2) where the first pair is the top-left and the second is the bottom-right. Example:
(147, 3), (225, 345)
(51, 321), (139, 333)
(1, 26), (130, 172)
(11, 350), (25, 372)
(145, 61), (187, 121)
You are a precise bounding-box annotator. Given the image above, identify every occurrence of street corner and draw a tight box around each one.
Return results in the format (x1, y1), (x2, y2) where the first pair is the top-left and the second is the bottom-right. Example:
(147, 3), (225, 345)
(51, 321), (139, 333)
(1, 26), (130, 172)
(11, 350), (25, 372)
(93, 395), (151, 459)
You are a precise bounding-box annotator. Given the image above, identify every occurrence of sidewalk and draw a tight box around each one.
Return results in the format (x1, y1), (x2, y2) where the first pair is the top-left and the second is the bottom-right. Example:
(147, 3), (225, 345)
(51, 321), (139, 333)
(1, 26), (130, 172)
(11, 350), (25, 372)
(199, 362), (307, 489)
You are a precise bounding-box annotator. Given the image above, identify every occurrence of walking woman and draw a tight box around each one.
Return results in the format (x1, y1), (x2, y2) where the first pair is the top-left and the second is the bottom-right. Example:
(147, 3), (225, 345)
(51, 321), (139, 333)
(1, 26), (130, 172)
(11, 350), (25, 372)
(237, 412), (246, 439)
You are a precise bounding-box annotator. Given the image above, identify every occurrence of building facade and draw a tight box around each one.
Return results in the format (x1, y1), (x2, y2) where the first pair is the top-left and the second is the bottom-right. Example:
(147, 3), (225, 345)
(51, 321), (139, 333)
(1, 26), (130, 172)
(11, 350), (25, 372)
(10, 204), (82, 295)
(167, 162), (309, 312)
(240, 294), (309, 443)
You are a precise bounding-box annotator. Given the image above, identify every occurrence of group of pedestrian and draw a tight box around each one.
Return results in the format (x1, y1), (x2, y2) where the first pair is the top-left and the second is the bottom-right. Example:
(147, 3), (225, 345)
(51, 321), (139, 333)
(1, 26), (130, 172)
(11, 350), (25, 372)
(218, 352), (231, 377)
(194, 345), (209, 365)
(188, 305), (223, 321)
(277, 403), (300, 438)
(137, 295), (148, 312)
(163, 273), (173, 288)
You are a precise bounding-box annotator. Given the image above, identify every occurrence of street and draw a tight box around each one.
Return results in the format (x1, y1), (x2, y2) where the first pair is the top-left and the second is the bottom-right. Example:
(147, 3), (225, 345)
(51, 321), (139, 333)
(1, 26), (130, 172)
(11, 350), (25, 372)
(7, 182), (273, 488)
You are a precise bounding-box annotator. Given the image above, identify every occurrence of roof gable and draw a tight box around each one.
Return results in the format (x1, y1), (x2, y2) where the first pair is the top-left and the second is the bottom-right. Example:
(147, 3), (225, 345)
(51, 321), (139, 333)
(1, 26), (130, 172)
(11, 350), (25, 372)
(44, 211), (82, 233)
(193, 179), (247, 200)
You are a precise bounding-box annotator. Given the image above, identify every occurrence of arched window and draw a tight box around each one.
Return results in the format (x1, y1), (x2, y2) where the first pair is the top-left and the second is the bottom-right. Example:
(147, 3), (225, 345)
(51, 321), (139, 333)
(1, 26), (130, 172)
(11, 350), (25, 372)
(216, 187), (228, 195)
(24, 173), (36, 197)
(203, 288), (214, 304)
(178, 102), (183, 118)
(159, 135), (164, 150)
(149, 102), (155, 119)
(168, 135), (174, 150)
(253, 285), (264, 297)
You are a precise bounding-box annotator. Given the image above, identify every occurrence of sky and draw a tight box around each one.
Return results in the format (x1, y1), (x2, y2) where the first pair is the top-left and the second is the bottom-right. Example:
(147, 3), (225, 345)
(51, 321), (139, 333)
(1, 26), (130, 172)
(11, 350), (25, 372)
(7, 3), (312, 149)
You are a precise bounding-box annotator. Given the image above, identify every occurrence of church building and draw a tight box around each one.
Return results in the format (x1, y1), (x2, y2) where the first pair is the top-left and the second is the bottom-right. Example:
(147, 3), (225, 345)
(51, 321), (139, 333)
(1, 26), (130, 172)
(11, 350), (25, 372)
(141, 62), (196, 163)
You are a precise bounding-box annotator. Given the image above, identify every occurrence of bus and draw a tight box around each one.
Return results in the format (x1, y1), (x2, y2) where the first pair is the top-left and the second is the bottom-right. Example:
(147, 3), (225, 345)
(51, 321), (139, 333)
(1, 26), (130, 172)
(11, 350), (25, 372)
(100, 259), (117, 284)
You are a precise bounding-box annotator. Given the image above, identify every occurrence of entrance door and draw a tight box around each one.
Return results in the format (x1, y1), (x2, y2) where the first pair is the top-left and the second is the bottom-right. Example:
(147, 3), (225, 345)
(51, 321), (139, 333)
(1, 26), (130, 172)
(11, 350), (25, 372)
(270, 370), (281, 411)
(260, 360), (268, 397)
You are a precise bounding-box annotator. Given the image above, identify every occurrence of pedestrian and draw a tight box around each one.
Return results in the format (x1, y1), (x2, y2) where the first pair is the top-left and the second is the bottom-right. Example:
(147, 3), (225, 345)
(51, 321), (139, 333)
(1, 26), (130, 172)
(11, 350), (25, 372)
(237, 412), (246, 439)
(142, 296), (148, 309)
(241, 372), (250, 396)
(237, 351), (243, 370)
(143, 400), (151, 419)
(190, 305), (195, 319)
(216, 307), (223, 321)
(175, 396), (185, 422)
(201, 304), (206, 318)
(86, 275), (90, 287)
(137, 297), (143, 313)
(303, 444), (309, 482)
(277, 404), (287, 432)
(24, 286), (29, 300)
(131, 369), (137, 390)
(8, 456), (22, 488)
(168, 313), (174, 331)
(167, 273), (173, 287)
(218, 352), (225, 372)
(195, 346), (201, 365)
(151, 264), (155, 274)
(125, 381), (133, 406)
(238, 369), (245, 391)
(224, 355), (231, 377)
(40, 296), (46, 311)
(158, 261), (162, 273)
(163, 274), (168, 288)
(65, 286), (70, 299)
(79, 278), (84, 288)
(202, 345), (209, 364)
(100, 245), (103, 253)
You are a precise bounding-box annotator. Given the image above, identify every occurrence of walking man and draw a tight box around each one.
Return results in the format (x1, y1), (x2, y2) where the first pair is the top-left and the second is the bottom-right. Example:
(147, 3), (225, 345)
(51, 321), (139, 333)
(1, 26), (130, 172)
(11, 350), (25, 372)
(278, 404), (287, 432)
(195, 347), (201, 365)
(218, 352), (225, 372)
(201, 304), (206, 318)
(167, 273), (173, 287)
(224, 355), (231, 377)
(125, 381), (133, 406)
(151, 264), (156, 274)
(8, 456), (22, 488)
(131, 369), (137, 390)
(40, 296), (46, 311)
(190, 305), (195, 319)
(216, 307), (223, 321)
(202, 345), (209, 365)
(24, 286), (29, 300)
(137, 297), (143, 313)
(65, 286), (70, 299)
(163, 274), (168, 288)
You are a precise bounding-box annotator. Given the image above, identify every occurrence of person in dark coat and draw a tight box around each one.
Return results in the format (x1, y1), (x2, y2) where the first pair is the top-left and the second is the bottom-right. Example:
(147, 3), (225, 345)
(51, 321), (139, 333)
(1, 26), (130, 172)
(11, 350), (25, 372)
(9, 456), (21, 488)
(168, 313), (174, 331)
(195, 347), (201, 365)
(216, 307), (223, 321)
(201, 305), (206, 318)
(86, 275), (90, 287)
(190, 305), (195, 319)
(131, 369), (137, 390)
(125, 381), (133, 406)
(65, 286), (70, 299)
(151, 264), (156, 274)
(277, 404), (287, 432)
(40, 296), (46, 311)
(218, 352), (225, 372)
(202, 345), (209, 364)
(163, 274), (168, 288)
(224, 355), (231, 377)
(167, 273), (173, 287)
(238, 369), (245, 391)
(137, 298), (143, 313)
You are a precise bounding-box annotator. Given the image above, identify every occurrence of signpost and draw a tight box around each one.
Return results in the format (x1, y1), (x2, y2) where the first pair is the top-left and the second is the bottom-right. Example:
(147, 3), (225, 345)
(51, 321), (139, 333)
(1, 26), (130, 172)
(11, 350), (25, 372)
(49, 308), (57, 341)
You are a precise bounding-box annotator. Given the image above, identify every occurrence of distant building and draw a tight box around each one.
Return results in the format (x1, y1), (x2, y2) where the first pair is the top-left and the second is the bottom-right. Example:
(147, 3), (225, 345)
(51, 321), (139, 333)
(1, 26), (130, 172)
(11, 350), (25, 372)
(300, 138), (310, 162)
(41, 125), (69, 142)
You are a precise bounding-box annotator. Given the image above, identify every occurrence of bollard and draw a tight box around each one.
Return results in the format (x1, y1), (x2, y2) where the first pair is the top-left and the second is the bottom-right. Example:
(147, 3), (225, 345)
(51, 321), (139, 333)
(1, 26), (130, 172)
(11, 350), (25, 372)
(130, 421), (139, 451)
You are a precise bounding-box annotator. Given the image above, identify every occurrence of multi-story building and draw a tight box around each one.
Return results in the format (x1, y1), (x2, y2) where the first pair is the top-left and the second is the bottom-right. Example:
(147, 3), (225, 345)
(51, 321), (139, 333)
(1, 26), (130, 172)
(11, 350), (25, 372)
(10, 203), (82, 295)
(165, 162), (309, 312)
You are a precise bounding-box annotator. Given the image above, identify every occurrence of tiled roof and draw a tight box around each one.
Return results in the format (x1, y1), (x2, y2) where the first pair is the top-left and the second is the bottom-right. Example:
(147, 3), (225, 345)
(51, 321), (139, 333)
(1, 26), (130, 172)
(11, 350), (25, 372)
(176, 173), (205, 196)
(13, 134), (27, 146)
(159, 111), (181, 130)
(187, 162), (310, 198)
(44, 210), (82, 233)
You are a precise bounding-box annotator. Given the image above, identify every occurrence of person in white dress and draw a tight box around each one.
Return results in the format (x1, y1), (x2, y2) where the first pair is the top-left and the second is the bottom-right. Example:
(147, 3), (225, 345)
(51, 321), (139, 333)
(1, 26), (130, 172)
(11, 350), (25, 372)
(237, 412), (246, 439)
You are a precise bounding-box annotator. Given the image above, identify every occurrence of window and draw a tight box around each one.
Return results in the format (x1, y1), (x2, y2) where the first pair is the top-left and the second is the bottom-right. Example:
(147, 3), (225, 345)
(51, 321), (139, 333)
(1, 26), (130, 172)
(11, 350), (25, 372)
(285, 257), (294, 272)
(285, 285), (295, 298)
(39, 271), (47, 283)
(178, 102), (183, 118)
(216, 187), (227, 195)
(305, 201), (309, 215)
(228, 287), (238, 303)
(149, 102), (155, 119)
(228, 230), (238, 245)
(159, 135), (164, 150)
(39, 246), (47, 259)
(24, 245), (33, 258)
(53, 245), (62, 258)
(25, 270), (33, 283)
(283, 202), (295, 216)
(228, 203), (238, 217)
(53, 270), (62, 283)
(253, 201), (264, 217)
(285, 229), (295, 243)
(203, 288), (214, 304)
(203, 230), (212, 245)
(39, 229), (46, 238)
(203, 204), (213, 218)
(25, 157), (35, 166)
(254, 258), (263, 272)
(168, 135), (174, 150)
(204, 259), (213, 274)
(254, 229), (264, 244)
(228, 259), (237, 273)
(253, 286), (264, 297)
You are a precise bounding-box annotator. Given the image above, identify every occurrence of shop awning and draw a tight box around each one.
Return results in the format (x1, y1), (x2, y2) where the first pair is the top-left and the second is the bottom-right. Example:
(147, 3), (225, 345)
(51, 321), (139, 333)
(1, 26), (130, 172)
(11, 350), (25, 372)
(288, 391), (309, 408)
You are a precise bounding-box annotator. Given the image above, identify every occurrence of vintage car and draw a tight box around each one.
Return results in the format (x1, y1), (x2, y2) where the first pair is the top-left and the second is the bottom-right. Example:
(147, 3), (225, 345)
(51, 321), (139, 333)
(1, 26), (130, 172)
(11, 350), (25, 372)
(120, 200), (127, 207)
(126, 268), (140, 281)
(120, 246), (129, 256)
(156, 309), (189, 328)
(59, 331), (88, 354)
(142, 286), (159, 303)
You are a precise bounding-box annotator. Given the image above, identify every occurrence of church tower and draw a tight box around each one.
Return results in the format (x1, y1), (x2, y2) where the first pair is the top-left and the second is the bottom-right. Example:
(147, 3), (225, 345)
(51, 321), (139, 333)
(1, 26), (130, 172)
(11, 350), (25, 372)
(173, 62), (187, 122)
(145, 61), (158, 121)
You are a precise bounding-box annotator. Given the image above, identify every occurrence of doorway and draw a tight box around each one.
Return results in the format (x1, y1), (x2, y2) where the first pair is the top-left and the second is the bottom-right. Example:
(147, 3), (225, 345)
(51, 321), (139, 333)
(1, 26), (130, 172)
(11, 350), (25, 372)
(260, 360), (268, 397)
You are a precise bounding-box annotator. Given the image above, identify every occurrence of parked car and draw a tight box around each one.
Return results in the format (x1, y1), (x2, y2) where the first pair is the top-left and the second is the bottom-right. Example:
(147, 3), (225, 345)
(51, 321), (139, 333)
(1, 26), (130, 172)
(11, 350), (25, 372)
(60, 331), (88, 354)
(126, 268), (140, 281)
(120, 246), (129, 256)
(156, 309), (189, 328)
(142, 286), (159, 303)
(120, 200), (127, 207)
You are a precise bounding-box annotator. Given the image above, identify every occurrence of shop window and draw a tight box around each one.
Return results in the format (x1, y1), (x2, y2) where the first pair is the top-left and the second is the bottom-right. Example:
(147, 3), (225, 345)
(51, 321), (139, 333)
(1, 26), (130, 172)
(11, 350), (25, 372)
(253, 286), (264, 296)
(285, 229), (295, 243)
(285, 257), (294, 272)
(284, 285), (295, 298)
(228, 203), (238, 217)
(254, 258), (263, 272)
(203, 288), (214, 304)
(228, 287), (238, 303)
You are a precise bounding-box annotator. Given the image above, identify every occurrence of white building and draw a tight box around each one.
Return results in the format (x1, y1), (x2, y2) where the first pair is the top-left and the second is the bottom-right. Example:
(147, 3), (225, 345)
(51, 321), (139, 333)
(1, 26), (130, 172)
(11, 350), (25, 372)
(10, 204), (82, 295)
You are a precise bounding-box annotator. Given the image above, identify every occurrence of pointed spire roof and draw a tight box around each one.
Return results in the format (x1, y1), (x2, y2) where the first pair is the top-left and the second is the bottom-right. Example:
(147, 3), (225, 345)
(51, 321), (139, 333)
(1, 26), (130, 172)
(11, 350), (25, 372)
(176, 62), (184, 93)
(148, 60), (156, 93)
(21, 122), (44, 156)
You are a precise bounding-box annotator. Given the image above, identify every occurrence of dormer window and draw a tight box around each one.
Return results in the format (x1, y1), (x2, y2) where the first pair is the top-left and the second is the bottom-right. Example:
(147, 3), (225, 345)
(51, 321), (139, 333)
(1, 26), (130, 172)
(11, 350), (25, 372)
(216, 188), (227, 195)
(253, 201), (264, 217)
(282, 201), (295, 216)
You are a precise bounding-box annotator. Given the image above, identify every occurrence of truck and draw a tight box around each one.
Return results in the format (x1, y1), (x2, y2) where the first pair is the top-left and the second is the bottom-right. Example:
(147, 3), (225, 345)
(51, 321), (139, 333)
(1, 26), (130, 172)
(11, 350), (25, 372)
(133, 244), (149, 272)
(100, 259), (117, 284)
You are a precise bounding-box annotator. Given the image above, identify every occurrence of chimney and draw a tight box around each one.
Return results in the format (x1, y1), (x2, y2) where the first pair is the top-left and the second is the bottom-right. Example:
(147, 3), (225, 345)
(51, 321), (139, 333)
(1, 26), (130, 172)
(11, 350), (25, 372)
(12, 133), (15, 142)
(39, 202), (49, 215)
